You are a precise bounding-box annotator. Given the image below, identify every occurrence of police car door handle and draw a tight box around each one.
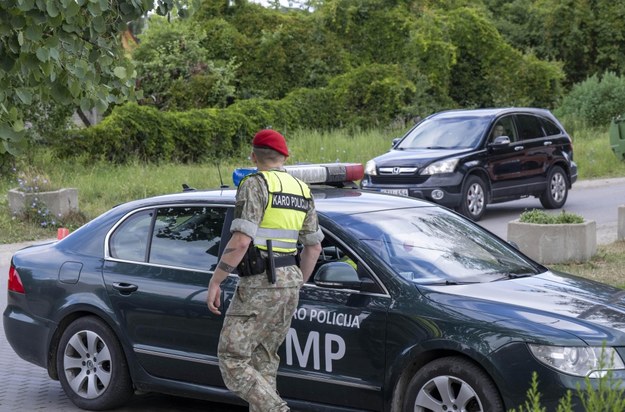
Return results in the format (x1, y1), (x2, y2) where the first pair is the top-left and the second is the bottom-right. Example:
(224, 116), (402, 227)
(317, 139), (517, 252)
(514, 146), (524, 151)
(543, 141), (552, 146)
(113, 282), (139, 295)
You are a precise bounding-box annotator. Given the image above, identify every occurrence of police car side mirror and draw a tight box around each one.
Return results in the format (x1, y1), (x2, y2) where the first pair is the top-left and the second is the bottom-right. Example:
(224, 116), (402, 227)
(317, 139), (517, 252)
(314, 262), (362, 290)
(391, 137), (401, 149)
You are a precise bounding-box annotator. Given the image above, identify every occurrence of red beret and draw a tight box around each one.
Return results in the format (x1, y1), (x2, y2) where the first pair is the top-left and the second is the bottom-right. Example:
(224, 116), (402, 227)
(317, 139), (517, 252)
(252, 129), (289, 157)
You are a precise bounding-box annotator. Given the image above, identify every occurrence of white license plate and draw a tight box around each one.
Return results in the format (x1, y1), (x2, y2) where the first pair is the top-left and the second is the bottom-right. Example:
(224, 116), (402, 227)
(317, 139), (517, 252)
(380, 188), (409, 196)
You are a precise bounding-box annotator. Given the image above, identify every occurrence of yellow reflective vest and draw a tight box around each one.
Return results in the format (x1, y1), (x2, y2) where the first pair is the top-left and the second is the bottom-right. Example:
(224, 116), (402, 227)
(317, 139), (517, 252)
(245, 170), (312, 253)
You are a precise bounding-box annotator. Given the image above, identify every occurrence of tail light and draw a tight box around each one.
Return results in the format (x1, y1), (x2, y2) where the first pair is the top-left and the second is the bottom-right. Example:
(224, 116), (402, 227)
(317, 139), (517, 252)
(8, 264), (25, 294)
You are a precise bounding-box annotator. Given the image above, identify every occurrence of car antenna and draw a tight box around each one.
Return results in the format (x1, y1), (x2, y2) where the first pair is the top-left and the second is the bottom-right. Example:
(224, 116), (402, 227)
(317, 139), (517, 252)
(217, 163), (229, 189)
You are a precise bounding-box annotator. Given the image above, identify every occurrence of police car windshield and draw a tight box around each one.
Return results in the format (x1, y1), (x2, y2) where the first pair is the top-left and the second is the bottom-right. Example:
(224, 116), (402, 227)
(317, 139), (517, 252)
(340, 207), (541, 284)
(396, 115), (489, 150)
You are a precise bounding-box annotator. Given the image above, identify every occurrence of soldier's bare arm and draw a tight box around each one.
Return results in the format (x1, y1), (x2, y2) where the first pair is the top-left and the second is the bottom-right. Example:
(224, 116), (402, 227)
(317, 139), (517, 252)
(207, 231), (252, 315)
(299, 242), (322, 283)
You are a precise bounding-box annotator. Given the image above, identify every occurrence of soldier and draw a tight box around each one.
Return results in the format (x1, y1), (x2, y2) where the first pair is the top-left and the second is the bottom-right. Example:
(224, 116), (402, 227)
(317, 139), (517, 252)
(207, 129), (323, 412)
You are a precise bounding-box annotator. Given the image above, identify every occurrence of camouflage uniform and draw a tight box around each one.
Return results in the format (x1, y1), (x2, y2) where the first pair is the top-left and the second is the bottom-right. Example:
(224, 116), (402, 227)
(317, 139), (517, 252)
(218, 170), (323, 412)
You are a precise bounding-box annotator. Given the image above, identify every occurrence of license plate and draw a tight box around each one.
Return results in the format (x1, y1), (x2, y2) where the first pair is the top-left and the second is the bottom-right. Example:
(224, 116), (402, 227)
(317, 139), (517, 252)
(380, 188), (409, 196)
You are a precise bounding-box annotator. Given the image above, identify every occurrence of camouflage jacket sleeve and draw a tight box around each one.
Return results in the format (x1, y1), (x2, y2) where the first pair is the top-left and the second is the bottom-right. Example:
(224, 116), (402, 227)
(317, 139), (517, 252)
(229, 174), (267, 239)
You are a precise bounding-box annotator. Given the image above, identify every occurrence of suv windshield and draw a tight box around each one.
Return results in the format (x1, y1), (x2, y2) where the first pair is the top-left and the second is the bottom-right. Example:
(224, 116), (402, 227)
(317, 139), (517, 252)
(339, 207), (541, 284)
(397, 115), (490, 150)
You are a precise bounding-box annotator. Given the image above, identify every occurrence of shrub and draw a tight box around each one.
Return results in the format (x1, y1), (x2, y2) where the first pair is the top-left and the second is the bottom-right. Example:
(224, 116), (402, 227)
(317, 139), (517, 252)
(519, 209), (585, 224)
(328, 64), (416, 128)
(133, 17), (238, 111)
(555, 72), (625, 128)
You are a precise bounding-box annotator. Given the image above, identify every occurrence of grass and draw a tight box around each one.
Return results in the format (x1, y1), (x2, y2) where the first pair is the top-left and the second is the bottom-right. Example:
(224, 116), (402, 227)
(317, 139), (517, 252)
(550, 241), (625, 288)
(2, 125), (625, 286)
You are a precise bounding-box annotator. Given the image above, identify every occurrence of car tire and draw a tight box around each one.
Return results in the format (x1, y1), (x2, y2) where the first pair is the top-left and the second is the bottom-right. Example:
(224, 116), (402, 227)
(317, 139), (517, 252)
(540, 166), (568, 209)
(57, 316), (133, 410)
(458, 175), (487, 221)
(403, 356), (504, 412)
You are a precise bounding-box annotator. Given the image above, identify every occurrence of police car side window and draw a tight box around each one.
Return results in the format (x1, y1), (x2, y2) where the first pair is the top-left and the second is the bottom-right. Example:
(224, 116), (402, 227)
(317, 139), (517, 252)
(149, 206), (227, 271)
(314, 238), (365, 280)
(109, 209), (153, 262)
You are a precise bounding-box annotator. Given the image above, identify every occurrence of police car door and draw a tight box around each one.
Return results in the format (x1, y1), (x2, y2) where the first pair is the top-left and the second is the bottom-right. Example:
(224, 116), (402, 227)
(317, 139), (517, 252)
(103, 205), (232, 388)
(277, 233), (390, 411)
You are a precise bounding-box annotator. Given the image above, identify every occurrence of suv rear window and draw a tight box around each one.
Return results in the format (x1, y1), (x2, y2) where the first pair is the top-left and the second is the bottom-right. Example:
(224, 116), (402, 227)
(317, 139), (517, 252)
(540, 118), (562, 136)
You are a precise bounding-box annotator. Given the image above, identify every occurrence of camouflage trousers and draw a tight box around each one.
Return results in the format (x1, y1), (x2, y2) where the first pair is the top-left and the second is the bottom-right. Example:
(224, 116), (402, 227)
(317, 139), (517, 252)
(218, 285), (300, 412)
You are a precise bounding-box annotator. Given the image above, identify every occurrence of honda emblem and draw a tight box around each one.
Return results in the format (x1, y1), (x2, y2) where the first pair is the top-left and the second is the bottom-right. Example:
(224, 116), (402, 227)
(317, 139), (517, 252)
(392, 167), (401, 175)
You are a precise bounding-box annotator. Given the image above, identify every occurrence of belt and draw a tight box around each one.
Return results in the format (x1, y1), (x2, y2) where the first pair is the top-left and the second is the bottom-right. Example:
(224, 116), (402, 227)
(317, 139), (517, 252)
(274, 255), (298, 268)
(237, 255), (298, 278)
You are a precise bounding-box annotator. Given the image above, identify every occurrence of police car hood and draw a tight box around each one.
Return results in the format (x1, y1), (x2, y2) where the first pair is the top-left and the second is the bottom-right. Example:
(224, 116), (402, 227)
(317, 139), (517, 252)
(373, 148), (472, 168)
(421, 270), (625, 344)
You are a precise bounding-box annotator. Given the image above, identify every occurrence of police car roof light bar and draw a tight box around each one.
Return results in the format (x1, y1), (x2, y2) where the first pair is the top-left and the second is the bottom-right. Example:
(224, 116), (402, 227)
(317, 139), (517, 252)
(232, 163), (364, 187)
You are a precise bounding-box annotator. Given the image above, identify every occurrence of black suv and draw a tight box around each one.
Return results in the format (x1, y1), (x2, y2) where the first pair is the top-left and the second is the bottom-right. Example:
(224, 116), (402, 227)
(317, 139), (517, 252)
(361, 108), (578, 220)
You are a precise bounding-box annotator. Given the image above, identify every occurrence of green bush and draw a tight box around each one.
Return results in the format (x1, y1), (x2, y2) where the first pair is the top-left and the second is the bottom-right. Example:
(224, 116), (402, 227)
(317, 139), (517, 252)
(519, 209), (585, 224)
(58, 62), (423, 164)
(555, 72), (625, 128)
(328, 64), (416, 128)
(133, 17), (238, 110)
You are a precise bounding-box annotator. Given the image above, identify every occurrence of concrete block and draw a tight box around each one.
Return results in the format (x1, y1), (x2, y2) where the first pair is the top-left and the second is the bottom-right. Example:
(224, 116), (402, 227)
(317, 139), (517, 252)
(507, 220), (596, 264)
(8, 188), (79, 218)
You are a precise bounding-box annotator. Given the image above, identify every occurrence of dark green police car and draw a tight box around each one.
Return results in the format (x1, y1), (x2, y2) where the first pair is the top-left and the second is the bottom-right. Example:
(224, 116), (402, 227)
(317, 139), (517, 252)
(4, 164), (625, 412)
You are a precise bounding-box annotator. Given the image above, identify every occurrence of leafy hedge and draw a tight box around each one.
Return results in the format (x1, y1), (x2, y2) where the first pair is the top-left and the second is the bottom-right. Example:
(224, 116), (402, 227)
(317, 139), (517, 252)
(57, 63), (417, 163)
(56, 103), (252, 163)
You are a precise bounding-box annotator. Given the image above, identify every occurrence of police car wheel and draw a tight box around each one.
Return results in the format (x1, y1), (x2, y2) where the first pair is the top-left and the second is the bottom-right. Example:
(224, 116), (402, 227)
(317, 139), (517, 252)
(57, 316), (134, 410)
(403, 356), (503, 412)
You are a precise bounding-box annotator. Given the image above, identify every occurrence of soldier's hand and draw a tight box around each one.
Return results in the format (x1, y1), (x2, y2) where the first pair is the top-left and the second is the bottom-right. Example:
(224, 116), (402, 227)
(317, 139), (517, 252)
(207, 280), (222, 315)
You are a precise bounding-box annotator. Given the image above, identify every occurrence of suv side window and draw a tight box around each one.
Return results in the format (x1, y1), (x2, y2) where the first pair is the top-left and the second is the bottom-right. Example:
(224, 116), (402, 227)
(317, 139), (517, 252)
(540, 118), (562, 136)
(515, 114), (546, 141)
(150, 206), (227, 271)
(491, 116), (516, 142)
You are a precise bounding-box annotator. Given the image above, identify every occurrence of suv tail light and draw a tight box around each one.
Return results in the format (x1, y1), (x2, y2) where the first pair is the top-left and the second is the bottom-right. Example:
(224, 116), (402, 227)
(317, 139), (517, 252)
(8, 264), (25, 294)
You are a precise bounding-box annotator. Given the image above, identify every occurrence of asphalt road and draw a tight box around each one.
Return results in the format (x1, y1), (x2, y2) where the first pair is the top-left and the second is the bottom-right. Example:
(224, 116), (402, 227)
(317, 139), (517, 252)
(1, 176), (623, 411)
(478, 176), (625, 244)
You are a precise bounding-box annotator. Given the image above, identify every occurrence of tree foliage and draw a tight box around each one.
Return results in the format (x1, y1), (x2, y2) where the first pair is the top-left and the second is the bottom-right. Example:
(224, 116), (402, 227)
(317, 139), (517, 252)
(0, 0), (139, 154)
(484, 0), (625, 86)
(132, 16), (238, 110)
(0, 0), (194, 158)
(9, 0), (625, 165)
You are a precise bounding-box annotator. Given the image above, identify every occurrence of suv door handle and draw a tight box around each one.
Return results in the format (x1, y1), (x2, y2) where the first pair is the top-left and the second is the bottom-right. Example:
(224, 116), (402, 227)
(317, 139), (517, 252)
(514, 146), (524, 151)
(113, 282), (139, 294)
(543, 141), (552, 146)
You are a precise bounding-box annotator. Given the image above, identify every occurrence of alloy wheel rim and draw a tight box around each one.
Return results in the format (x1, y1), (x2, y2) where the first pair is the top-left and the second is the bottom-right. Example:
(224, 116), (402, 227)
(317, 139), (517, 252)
(63, 329), (112, 399)
(551, 173), (566, 202)
(414, 375), (484, 412)
(467, 183), (484, 216)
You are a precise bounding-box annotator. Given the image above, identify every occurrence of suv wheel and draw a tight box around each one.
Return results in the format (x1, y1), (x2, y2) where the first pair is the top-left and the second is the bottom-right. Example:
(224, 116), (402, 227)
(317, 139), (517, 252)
(403, 356), (504, 412)
(458, 175), (487, 221)
(540, 166), (568, 209)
